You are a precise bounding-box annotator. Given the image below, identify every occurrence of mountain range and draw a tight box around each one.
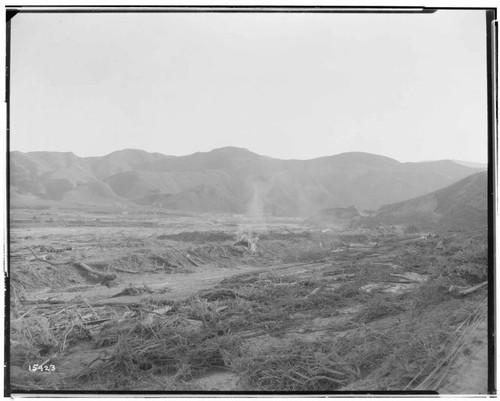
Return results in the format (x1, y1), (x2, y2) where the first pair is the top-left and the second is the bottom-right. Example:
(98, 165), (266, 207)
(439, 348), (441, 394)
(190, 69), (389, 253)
(305, 172), (488, 233)
(10, 147), (485, 217)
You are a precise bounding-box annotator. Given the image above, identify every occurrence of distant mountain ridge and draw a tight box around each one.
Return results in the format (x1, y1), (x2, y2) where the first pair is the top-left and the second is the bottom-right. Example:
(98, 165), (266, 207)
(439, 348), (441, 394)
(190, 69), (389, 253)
(304, 172), (487, 233)
(10, 147), (484, 216)
(452, 160), (488, 169)
(375, 171), (487, 232)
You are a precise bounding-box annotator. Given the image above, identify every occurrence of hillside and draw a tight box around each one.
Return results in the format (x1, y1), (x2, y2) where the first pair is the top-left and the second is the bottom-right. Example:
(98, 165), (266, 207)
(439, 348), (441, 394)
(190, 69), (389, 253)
(84, 149), (171, 179)
(303, 206), (362, 228)
(375, 172), (488, 232)
(453, 160), (488, 169)
(9, 147), (484, 216)
(104, 170), (229, 199)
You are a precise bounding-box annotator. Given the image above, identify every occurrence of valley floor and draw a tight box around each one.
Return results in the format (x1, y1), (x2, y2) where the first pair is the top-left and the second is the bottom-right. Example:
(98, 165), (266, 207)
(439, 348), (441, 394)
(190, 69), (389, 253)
(8, 206), (490, 394)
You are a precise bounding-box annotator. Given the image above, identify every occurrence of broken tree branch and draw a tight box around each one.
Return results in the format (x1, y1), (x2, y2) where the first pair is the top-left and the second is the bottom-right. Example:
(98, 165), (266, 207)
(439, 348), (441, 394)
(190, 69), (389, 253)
(151, 253), (177, 267)
(83, 318), (111, 326)
(389, 273), (423, 284)
(322, 270), (349, 277)
(303, 287), (321, 299)
(27, 247), (68, 266)
(112, 266), (141, 274)
(457, 281), (488, 296)
(188, 254), (204, 265)
(76, 263), (117, 281)
(27, 246), (116, 281)
(23, 298), (68, 305)
(218, 261), (328, 285)
(166, 244), (200, 267)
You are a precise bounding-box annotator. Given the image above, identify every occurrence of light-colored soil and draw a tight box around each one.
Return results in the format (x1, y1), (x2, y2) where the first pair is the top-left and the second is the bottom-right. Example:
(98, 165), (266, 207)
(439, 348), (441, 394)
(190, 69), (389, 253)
(439, 319), (489, 395)
(29, 263), (263, 305)
(191, 369), (240, 391)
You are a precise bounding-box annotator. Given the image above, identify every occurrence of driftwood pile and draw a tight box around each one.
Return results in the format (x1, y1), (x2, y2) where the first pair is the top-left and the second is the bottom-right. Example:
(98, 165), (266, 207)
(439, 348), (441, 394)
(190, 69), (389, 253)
(234, 234), (258, 254)
(25, 242), (205, 287)
(27, 246), (117, 283)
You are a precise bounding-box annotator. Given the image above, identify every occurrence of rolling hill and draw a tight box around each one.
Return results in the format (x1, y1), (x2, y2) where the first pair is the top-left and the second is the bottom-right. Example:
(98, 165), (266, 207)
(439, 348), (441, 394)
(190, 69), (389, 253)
(375, 172), (488, 232)
(9, 147), (484, 216)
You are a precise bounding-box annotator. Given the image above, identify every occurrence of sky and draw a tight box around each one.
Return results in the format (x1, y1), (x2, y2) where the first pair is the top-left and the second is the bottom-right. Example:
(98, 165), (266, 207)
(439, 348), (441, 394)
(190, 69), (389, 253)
(9, 9), (488, 163)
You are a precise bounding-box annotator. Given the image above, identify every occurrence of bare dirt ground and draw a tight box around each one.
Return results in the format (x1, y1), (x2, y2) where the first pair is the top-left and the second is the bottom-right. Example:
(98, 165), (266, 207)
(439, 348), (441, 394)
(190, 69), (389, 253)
(8, 206), (490, 394)
(438, 319), (489, 394)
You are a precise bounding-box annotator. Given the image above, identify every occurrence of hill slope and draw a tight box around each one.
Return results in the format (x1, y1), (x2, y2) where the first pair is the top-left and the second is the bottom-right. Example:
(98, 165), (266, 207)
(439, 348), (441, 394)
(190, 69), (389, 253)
(10, 147), (483, 216)
(376, 172), (487, 232)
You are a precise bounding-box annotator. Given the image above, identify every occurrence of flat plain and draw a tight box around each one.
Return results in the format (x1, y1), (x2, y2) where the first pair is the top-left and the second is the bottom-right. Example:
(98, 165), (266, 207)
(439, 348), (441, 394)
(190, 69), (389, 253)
(9, 204), (488, 393)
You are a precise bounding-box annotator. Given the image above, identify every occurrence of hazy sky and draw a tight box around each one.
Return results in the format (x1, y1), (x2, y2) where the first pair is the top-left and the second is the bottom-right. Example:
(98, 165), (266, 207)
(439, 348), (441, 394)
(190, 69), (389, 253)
(10, 10), (488, 162)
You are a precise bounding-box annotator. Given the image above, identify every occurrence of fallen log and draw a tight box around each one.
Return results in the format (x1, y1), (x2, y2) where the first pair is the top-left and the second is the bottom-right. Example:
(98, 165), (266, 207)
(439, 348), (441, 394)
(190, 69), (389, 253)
(28, 246), (116, 281)
(23, 298), (67, 305)
(54, 318), (111, 332)
(112, 266), (161, 274)
(27, 247), (67, 267)
(166, 244), (200, 267)
(389, 273), (424, 283)
(83, 318), (111, 326)
(328, 276), (357, 282)
(303, 287), (321, 299)
(322, 270), (349, 277)
(188, 253), (205, 265)
(382, 279), (416, 284)
(90, 300), (144, 307)
(218, 261), (328, 285)
(198, 288), (250, 301)
(151, 253), (177, 267)
(112, 266), (142, 274)
(76, 263), (117, 281)
(456, 281), (488, 296)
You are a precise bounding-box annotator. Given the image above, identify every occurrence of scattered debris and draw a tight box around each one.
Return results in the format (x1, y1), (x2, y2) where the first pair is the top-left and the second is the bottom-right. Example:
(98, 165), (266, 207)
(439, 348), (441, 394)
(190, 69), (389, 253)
(39, 245), (72, 253)
(76, 262), (117, 281)
(10, 211), (488, 393)
(303, 287), (321, 299)
(449, 281), (488, 296)
(110, 285), (154, 298)
(150, 306), (173, 315)
(389, 272), (427, 283)
(111, 266), (145, 274)
(27, 246), (117, 282)
(198, 288), (249, 301)
(234, 234), (258, 254)
(167, 243), (201, 267)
